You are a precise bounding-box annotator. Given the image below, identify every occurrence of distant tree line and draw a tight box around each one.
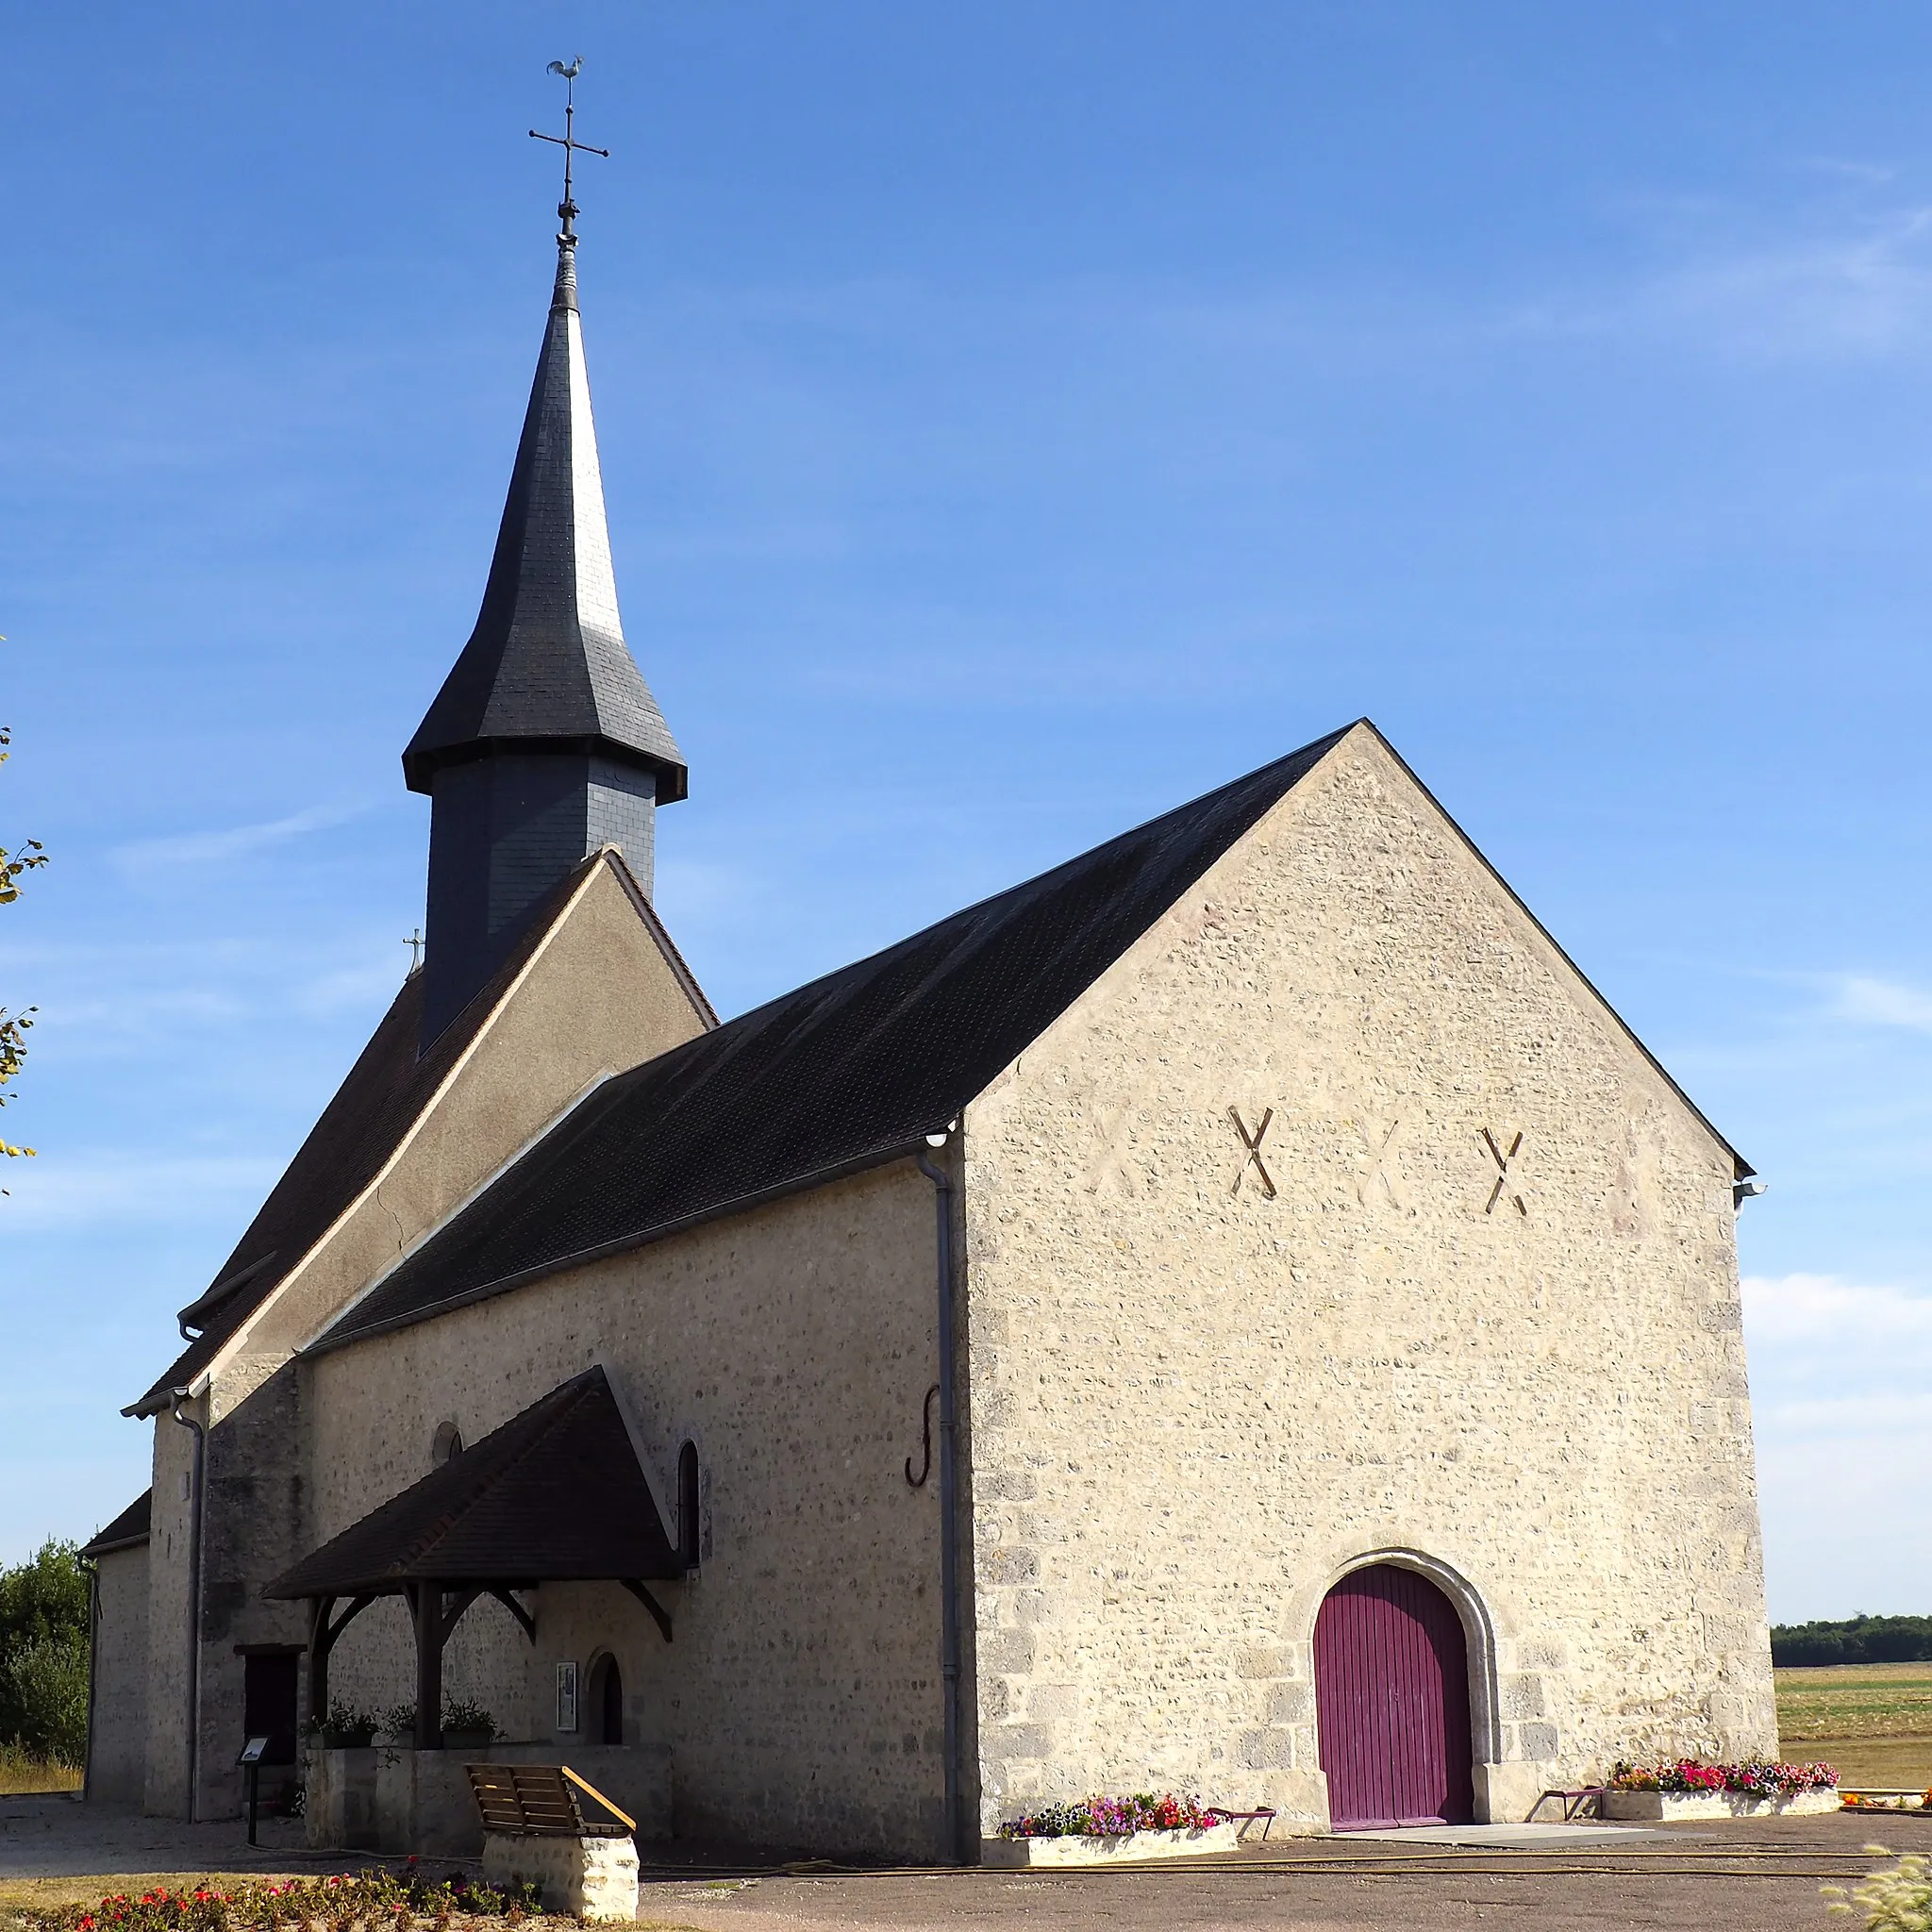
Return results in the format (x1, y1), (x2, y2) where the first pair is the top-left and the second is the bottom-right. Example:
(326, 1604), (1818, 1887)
(1772, 1614), (1932, 1668)
(0, 1541), (90, 1764)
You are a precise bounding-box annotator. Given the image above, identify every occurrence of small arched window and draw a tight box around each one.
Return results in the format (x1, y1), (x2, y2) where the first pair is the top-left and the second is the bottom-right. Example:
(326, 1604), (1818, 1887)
(677, 1441), (699, 1570)
(432, 1420), (464, 1467)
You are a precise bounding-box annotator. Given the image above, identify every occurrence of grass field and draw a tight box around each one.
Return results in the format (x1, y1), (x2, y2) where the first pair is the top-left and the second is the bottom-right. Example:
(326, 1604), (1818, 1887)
(1777, 1660), (1932, 1790)
(0, 1746), (80, 1797)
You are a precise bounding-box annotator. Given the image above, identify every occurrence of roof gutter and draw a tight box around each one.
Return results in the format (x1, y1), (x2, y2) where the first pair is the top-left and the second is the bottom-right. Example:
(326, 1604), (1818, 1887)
(127, 1368), (209, 1423)
(917, 1127), (969, 1866)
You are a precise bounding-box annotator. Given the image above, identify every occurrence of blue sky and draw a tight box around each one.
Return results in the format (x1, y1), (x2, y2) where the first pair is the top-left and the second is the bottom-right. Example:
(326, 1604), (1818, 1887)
(2, 2), (1928, 1621)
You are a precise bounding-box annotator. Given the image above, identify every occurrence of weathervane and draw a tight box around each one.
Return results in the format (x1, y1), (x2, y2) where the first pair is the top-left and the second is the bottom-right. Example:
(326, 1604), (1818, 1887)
(530, 58), (609, 243)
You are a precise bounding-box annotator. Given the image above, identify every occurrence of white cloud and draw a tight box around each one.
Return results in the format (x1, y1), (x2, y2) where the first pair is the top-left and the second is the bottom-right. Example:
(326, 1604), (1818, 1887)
(1509, 201), (1932, 365)
(1, 1150), (282, 1226)
(1743, 1270), (1932, 1344)
(1758, 1391), (1932, 1442)
(1834, 974), (1932, 1035)
(1639, 212), (1932, 359)
(111, 802), (359, 874)
(1744, 1273), (1932, 1617)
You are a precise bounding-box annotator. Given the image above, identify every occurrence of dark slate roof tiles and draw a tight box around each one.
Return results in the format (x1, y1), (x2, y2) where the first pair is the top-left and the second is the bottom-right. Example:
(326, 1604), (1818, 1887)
(80, 1490), (153, 1557)
(126, 851), (649, 1417)
(263, 1367), (681, 1596)
(403, 243), (685, 800)
(314, 727), (1352, 1350)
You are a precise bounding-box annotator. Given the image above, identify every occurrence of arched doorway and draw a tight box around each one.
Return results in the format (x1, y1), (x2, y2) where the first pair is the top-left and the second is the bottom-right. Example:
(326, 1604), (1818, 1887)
(586, 1652), (624, 1745)
(1313, 1563), (1474, 1828)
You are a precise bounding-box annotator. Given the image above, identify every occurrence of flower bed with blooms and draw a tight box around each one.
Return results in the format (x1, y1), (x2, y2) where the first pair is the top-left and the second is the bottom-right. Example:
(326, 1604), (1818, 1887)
(1844, 1790), (1932, 1814)
(1, 1867), (550, 1932)
(1609, 1757), (1839, 1796)
(998, 1792), (1218, 1840)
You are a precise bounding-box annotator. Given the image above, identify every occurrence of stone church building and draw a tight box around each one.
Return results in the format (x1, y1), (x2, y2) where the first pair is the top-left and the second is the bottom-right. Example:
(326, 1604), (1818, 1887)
(81, 209), (1778, 1860)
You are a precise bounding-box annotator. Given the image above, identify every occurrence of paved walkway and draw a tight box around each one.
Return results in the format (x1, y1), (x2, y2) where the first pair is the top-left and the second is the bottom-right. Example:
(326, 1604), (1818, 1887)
(0, 1793), (1911, 1928)
(0, 1794), (352, 1891)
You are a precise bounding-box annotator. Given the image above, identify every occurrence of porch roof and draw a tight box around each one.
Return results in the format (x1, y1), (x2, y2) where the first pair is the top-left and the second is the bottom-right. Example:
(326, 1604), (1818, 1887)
(263, 1366), (682, 1599)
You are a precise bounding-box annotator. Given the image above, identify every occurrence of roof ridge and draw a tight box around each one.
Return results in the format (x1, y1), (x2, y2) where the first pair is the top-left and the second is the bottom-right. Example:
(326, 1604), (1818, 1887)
(125, 846), (674, 1416)
(309, 725), (1356, 1351)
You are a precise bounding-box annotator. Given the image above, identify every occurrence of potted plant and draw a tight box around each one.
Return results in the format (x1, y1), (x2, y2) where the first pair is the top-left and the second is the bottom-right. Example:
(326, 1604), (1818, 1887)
(441, 1698), (498, 1751)
(312, 1701), (377, 1749)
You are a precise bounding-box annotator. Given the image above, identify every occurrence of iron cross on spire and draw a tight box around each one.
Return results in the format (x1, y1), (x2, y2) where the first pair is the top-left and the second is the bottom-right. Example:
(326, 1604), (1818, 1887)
(529, 58), (609, 242)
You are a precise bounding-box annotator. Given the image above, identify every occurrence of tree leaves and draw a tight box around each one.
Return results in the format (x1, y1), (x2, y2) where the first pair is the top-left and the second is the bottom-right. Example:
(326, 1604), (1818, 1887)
(0, 1541), (91, 1763)
(0, 693), (48, 1172)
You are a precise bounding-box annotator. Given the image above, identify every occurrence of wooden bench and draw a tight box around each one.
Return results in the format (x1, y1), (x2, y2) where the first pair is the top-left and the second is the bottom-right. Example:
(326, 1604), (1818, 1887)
(1527, 1784), (1604, 1822)
(1207, 1805), (1278, 1841)
(464, 1761), (636, 1837)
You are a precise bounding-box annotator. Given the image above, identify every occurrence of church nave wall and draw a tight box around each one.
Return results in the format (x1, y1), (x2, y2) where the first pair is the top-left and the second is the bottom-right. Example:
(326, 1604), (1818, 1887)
(306, 1158), (953, 1861)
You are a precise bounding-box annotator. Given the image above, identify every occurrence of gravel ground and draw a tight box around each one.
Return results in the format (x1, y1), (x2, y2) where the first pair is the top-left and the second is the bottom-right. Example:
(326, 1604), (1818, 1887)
(1, 1794), (1915, 1929)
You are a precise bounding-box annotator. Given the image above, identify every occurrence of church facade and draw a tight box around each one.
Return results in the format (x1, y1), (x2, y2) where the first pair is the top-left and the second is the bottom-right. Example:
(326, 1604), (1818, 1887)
(82, 210), (1778, 1860)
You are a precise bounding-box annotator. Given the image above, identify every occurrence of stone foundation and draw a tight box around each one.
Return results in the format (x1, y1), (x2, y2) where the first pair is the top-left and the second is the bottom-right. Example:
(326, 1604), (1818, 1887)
(482, 1832), (639, 1922)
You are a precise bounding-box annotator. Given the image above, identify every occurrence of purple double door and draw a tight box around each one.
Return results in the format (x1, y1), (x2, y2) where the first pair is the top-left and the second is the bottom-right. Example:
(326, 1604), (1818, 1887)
(1313, 1563), (1474, 1829)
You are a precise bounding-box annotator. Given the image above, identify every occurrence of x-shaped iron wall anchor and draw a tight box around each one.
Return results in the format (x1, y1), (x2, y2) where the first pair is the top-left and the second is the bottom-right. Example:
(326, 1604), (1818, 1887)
(1481, 1127), (1527, 1216)
(1228, 1107), (1278, 1199)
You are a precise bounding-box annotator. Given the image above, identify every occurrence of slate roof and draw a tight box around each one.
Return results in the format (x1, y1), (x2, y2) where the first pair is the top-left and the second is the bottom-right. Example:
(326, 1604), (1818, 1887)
(403, 241), (686, 802)
(312, 726), (1355, 1352)
(263, 1367), (681, 1597)
(125, 850), (703, 1419)
(80, 1490), (152, 1558)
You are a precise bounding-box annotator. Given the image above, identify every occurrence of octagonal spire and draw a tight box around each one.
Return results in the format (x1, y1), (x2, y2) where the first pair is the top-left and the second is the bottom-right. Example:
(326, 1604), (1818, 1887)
(403, 238), (686, 803)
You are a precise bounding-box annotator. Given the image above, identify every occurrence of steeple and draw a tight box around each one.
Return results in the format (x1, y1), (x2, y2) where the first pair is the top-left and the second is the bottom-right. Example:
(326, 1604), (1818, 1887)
(407, 97), (686, 1048)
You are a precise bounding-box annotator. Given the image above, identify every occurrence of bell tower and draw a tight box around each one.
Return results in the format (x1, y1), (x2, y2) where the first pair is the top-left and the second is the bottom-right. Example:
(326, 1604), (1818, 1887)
(404, 76), (685, 1048)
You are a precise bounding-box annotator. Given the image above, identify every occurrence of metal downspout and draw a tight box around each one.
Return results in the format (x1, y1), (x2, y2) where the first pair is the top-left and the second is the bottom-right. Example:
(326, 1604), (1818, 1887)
(916, 1134), (967, 1865)
(170, 1391), (207, 1824)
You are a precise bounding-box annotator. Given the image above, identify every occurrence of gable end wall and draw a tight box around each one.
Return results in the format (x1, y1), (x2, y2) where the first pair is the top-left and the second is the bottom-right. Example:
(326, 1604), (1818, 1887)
(960, 725), (1774, 1833)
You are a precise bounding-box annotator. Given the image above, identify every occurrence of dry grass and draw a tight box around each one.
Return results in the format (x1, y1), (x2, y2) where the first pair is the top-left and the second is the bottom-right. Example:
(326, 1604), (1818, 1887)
(0, 1878), (284, 1913)
(0, 1747), (80, 1797)
(1777, 1661), (1932, 1791)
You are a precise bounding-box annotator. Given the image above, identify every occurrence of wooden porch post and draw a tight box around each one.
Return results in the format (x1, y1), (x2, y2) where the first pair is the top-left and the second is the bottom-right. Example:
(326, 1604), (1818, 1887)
(307, 1597), (333, 1728)
(409, 1582), (443, 1750)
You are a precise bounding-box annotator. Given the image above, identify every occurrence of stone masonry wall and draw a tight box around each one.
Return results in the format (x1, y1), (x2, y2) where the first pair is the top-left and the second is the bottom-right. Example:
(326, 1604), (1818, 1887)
(142, 1414), (194, 1816)
(306, 1162), (950, 1861)
(89, 1543), (149, 1805)
(960, 725), (1775, 1835)
(128, 858), (711, 1820)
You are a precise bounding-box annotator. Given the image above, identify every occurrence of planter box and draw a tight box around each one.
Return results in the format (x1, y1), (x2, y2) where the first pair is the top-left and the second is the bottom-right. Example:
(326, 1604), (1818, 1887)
(982, 1824), (1240, 1868)
(1602, 1787), (1840, 1823)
